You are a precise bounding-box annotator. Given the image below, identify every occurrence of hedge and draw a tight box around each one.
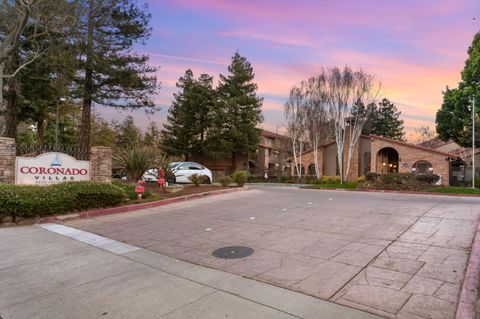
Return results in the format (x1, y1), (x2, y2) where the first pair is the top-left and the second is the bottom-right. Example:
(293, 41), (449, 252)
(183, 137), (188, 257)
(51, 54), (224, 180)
(0, 181), (126, 221)
(362, 173), (440, 191)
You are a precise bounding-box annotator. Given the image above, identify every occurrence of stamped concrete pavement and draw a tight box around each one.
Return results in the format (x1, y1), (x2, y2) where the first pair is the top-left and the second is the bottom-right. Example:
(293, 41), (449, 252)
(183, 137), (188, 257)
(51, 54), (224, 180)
(65, 186), (480, 319)
(0, 224), (379, 319)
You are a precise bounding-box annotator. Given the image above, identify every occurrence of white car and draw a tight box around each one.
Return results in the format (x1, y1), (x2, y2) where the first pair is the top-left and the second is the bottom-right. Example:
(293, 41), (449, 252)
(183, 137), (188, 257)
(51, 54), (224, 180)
(143, 162), (213, 184)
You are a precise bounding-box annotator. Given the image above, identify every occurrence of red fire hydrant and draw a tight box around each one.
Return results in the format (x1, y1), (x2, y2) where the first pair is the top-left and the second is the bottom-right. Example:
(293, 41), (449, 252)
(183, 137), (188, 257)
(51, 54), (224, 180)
(157, 168), (166, 192)
(135, 180), (145, 200)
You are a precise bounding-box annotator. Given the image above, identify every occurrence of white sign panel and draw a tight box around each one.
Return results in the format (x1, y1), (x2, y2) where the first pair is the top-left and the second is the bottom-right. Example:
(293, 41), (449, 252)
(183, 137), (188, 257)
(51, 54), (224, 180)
(16, 152), (91, 185)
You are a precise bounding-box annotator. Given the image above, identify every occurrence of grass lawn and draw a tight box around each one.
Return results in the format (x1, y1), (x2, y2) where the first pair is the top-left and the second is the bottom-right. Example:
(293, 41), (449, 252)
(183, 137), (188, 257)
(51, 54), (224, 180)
(306, 183), (480, 196)
(426, 186), (480, 195)
(307, 182), (359, 189)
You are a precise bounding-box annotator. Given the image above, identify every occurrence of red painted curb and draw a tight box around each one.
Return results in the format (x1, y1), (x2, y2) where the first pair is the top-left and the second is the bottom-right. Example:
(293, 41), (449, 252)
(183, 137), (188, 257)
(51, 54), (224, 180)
(303, 187), (480, 198)
(39, 187), (247, 223)
(456, 217), (480, 319)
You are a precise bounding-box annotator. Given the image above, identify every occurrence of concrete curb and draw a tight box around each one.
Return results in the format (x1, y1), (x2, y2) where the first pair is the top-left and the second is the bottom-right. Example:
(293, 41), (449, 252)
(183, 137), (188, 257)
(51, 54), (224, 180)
(246, 183), (308, 187)
(302, 187), (480, 198)
(456, 217), (480, 319)
(39, 186), (248, 223)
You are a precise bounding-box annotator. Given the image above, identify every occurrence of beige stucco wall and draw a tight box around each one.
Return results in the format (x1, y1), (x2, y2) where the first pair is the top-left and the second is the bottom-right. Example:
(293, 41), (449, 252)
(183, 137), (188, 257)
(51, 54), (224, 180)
(324, 144), (337, 176)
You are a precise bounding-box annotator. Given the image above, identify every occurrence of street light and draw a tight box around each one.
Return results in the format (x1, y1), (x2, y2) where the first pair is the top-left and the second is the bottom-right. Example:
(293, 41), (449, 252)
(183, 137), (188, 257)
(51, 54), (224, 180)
(55, 97), (67, 151)
(472, 96), (476, 188)
(472, 17), (477, 188)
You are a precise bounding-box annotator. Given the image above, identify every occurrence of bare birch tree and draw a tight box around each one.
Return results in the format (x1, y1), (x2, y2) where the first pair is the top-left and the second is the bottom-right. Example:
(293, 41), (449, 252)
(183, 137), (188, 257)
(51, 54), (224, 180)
(323, 66), (380, 183)
(304, 75), (334, 179)
(285, 86), (307, 179)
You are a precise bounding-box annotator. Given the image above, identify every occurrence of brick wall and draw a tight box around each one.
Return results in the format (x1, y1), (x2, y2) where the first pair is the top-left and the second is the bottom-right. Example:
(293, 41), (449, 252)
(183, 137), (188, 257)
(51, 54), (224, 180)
(370, 138), (450, 185)
(290, 147), (323, 177)
(0, 137), (16, 184)
(343, 129), (360, 181)
(90, 146), (113, 183)
(290, 135), (452, 185)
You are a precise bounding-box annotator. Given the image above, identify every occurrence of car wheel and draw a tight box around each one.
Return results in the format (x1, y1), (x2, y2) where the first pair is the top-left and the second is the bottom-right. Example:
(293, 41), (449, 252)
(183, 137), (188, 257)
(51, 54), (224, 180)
(204, 177), (211, 184)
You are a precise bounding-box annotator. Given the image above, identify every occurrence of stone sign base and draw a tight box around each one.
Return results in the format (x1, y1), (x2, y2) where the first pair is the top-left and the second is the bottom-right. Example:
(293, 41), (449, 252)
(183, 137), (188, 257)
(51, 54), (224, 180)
(0, 137), (112, 184)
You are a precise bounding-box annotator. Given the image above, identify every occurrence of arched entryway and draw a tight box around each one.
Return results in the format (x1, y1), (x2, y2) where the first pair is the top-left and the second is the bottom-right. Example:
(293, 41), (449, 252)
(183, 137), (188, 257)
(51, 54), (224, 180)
(294, 164), (305, 176)
(308, 164), (316, 176)
(376, 147), (399, 174)
(412, 160), (433, 176)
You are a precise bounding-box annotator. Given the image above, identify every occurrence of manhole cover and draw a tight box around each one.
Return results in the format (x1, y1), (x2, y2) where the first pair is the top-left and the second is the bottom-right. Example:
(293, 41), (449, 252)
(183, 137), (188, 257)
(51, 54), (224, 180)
(212, 246), (254, 259)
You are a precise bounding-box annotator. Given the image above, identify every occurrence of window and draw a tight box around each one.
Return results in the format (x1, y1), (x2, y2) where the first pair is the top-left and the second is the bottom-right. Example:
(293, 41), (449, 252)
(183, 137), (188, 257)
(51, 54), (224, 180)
(294, 164), (305, 176)
(308, 164), (316, 175)
(413, 160), (432, 175)
(178, 163), (190, 170)
(188, 163), (204, 170)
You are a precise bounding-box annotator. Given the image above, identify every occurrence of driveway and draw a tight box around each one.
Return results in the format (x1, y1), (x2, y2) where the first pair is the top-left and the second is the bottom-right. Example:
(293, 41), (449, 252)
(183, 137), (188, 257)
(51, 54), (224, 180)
(1, 224), (378, 319)
(65, 186), (480, 319)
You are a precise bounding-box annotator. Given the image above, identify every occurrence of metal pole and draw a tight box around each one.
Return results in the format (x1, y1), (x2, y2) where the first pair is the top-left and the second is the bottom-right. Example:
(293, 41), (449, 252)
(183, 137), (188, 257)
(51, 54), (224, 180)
(55, 100), (59, 151)
(473, 96), (476, 188)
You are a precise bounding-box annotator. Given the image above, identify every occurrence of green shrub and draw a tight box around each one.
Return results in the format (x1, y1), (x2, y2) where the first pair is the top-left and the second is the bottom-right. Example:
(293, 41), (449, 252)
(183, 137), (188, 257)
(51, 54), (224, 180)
(0, 181), (126, 221)
(320, 175), (341, 184)
(112, 182), (151, 200)
(415, 174), (440, 184)
(59, 181), (126, 210)
(303, 176), (318, 184)
(188, 174), (208, 186)
(0, 184), (75, 219)
(362, 173), (440, 191)
(219, 176), (232, 187)
(113, 147), (154, 182)
(357, 175), (366, 183)
(280, 175), (294, 183)
(365, 172), (378, 182)
(231, 171), (248, 187)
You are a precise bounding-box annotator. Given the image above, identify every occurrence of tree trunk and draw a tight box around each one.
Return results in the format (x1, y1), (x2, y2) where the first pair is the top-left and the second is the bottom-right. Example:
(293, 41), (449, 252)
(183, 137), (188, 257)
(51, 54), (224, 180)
(4, 48), (20, 138)
(79, 97), (92, 159)
(37, 118), (45, 145)
(335, 125), (345, 183)
(5, 76), (19, 138)
(313, 139), (320, 179)
(79, 0), (94, 159)
(0, 63), (3, 111)
(231, 152), (236, 173)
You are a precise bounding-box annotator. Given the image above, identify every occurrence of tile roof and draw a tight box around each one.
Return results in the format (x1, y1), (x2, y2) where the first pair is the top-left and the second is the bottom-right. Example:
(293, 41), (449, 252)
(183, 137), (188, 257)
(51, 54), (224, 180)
(367, 134), (457, 157)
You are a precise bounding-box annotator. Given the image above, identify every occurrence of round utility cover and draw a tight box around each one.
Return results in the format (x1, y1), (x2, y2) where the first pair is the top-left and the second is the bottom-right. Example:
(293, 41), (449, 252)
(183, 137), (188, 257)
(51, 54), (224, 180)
(212, 246), (254, 259)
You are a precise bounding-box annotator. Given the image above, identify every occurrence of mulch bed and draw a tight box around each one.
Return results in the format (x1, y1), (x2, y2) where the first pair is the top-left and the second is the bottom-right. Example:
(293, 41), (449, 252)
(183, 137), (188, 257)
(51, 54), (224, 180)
(144, 184), (230, 198)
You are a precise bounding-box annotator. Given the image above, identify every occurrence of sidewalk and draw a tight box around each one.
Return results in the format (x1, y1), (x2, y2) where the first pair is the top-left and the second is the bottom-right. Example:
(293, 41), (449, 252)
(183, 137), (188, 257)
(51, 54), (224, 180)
(0, 224), (380, 319)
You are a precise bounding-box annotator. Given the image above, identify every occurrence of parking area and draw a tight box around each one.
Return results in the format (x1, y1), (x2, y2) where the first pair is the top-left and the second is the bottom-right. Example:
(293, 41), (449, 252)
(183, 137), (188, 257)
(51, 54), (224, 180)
(66, 186), (480, 319)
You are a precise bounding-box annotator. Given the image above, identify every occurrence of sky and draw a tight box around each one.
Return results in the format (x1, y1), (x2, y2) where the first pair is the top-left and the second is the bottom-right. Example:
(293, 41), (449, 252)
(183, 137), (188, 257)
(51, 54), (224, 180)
(98, 0), (480, 141)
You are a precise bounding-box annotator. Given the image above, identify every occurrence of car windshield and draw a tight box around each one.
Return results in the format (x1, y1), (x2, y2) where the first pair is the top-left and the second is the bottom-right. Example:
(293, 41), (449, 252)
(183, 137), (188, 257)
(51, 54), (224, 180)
(170, 162), (182, 169)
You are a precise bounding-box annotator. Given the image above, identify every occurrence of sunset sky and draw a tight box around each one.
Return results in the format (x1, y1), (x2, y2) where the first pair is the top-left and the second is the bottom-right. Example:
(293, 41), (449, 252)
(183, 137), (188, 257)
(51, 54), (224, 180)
(98, 0), (480, 141)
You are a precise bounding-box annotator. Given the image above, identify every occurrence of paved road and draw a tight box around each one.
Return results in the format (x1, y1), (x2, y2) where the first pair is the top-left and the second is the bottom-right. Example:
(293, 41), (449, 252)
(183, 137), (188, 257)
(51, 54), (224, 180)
(65, 186), (480, 319)
(0, 224), (379, 319)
